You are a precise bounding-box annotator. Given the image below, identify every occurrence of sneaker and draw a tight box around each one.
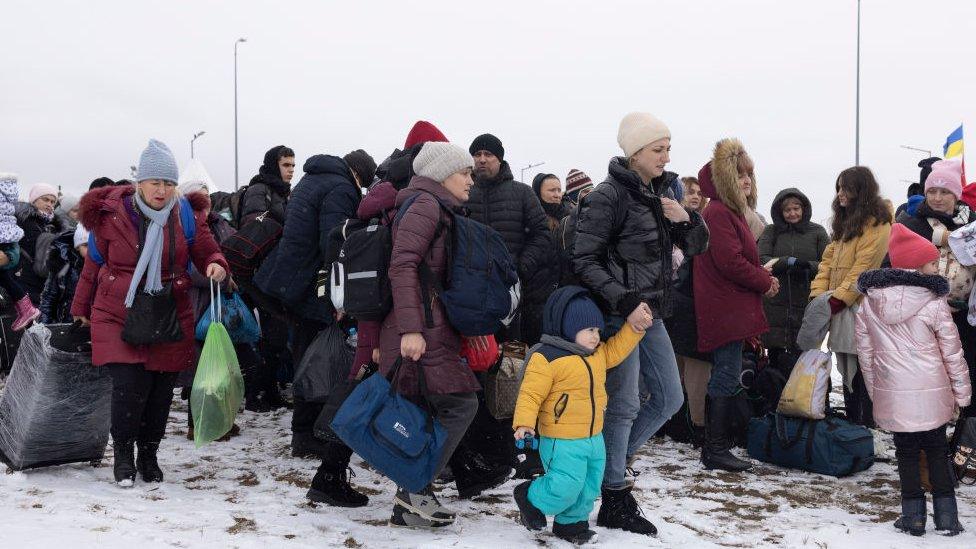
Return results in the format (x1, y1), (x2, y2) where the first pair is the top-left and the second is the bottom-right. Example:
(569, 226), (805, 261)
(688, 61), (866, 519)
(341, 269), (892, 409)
(389, 503), (452, 528)
(394, 488), (457, 523)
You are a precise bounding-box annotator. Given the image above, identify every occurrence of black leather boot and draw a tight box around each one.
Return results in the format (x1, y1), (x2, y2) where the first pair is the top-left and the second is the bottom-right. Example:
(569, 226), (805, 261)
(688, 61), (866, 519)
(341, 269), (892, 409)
(136, 441), (164, 483)
(701, 396), (751, 472)
(306, 462), (368, 507)
(113, 439), (137, 487)
(552, 520), (597, 544)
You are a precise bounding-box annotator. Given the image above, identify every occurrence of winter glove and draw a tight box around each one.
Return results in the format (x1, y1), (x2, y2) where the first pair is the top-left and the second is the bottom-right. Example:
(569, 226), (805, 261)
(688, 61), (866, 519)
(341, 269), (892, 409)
(828, 296), (846, 315)
(792, 259), (811, 271)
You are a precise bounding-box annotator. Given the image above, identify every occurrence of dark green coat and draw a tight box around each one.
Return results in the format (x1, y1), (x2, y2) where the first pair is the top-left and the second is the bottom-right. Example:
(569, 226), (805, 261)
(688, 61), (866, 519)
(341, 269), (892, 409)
(758, 188), (830, 350)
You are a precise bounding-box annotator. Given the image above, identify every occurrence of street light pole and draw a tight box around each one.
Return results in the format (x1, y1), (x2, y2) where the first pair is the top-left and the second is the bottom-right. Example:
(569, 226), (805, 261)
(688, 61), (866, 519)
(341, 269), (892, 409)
(234, 38), (247, 191)
(191, 130), (206, 159)
(520, 161), (545, 184)
(900, 145), (933, 158)
(855, 0), (861, 166)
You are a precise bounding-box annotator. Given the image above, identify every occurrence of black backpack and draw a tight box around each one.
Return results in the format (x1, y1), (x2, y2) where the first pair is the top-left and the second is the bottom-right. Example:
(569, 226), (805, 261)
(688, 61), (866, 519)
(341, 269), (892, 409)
(557, 185), (630, 286)
(329, 217), (395, 321)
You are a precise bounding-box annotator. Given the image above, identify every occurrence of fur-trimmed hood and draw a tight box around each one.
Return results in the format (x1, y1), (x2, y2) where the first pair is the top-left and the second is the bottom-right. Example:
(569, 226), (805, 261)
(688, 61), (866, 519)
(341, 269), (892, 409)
(183, 190), (211, 212)
(79, 186), (207, 230)
(697, 138), (756, 216)
(857, 268), (949, 324)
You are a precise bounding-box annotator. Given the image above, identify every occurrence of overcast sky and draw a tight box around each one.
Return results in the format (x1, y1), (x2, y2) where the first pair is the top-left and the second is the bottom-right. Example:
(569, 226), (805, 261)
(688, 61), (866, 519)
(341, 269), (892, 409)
(2, 0), (974, 225)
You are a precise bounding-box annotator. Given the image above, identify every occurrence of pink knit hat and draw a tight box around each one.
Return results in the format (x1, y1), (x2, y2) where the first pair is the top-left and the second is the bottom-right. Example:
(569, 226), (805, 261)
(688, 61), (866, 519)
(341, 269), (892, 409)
(924, 160), (963, 199)
(28, 183), (59, 204)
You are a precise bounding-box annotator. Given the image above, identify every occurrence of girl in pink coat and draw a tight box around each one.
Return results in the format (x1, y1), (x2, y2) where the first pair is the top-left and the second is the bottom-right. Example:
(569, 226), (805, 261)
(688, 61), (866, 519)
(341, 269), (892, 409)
(855, 223), (971, 536)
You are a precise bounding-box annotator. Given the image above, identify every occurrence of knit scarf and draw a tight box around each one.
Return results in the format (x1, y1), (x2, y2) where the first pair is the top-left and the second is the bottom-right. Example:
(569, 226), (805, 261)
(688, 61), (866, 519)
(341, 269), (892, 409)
(125, 192), (177, 308)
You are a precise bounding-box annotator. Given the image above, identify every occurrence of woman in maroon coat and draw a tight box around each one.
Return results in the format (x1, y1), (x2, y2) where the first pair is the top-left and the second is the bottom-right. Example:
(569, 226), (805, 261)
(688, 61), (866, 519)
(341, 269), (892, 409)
(71, 140), (228, 488)
(377, 141), (481, 527)
(693, 138), (778, 472)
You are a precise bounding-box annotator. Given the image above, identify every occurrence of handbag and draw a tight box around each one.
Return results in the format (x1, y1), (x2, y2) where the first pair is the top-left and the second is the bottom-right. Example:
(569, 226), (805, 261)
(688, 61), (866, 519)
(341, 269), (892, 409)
(485, 341), (528, 419)
(122, 220), (183, 345)
(953, 417), (976, 485)
(330, 358), (446, 493)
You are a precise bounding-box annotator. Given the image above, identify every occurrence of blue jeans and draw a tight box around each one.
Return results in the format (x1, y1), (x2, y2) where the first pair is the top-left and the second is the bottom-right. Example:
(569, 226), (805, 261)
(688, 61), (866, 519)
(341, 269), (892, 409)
(602, 317), (683, 489)
(528, 434), (605, 524)
(708, 340), (744, 397)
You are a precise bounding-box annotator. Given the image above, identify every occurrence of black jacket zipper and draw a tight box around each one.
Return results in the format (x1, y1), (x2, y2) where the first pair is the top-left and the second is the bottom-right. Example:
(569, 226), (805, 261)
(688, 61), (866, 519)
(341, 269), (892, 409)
(582, 357), (596, 437)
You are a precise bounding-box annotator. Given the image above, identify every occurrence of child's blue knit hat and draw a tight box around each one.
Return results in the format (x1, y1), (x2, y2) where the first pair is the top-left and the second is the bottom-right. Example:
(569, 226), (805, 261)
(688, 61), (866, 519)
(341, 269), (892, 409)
(561, 296), (605, 341)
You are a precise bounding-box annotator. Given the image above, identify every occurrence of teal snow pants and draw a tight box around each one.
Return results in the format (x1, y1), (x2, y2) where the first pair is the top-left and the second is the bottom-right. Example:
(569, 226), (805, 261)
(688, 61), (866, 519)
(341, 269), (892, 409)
(527, 433), (605, 524)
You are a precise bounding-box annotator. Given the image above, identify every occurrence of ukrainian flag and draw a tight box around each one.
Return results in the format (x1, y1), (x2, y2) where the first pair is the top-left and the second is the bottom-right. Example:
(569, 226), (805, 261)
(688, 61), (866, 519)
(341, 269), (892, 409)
(944, 124), (964, 159)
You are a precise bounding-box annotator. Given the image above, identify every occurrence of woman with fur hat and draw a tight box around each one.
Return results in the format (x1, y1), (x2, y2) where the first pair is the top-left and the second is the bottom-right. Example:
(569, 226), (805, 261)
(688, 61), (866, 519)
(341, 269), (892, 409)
(693, 138), (778, 471)
(810, 166), (893, 428)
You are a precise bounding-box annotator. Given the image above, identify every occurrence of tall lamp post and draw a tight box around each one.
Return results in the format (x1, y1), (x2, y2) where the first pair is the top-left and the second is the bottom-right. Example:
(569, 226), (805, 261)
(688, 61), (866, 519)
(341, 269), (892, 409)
(191, 131), (206, 159)
(900, 144), (933, 159)
(520, 161), (545, 184)
(234, 37), (247, 191)
(855, 0), (861, 165)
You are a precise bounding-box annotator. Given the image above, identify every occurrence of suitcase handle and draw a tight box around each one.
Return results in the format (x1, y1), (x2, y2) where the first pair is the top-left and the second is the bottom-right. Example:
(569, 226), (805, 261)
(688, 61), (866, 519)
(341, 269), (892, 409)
(774, 414), (809, 450)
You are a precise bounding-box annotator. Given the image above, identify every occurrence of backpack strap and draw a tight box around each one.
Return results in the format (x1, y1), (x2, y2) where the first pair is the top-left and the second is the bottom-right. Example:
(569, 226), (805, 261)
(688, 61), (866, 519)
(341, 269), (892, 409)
(88, 197), (196, 268)
(393, 191), (450, 329)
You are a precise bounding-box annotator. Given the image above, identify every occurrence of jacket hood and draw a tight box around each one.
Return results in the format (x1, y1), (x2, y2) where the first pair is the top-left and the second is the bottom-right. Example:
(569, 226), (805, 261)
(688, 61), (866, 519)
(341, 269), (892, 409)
(78, 185), (134, 230)
(770, 187), (813, 231)
(183, 191), (211, 213)
(396, 176), (462, 210)
(303, 154), (355, 179)
(698, 138), (755, 215)
(857, 268), (949, 324)
(542, 285), (591, 339)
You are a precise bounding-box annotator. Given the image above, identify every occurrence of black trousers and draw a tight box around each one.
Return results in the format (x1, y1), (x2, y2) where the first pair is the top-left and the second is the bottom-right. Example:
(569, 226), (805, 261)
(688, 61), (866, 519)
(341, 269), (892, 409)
(894, 424), (955, 499)
(291, 320), (327, 435)
(107, 363), (178, 444)
(0, 269), (26, 301)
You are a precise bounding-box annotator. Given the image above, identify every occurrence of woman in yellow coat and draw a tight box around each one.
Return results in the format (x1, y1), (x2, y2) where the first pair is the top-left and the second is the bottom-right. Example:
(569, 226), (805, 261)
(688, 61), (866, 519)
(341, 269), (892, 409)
(810, 166), (892, 426)
(511, 286), (648, 543)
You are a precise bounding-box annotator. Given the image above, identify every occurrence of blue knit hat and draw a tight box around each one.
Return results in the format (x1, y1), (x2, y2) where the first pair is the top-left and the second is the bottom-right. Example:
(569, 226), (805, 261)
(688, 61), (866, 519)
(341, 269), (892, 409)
(136, 139), (179, 183)
(561, 296), (605, 341)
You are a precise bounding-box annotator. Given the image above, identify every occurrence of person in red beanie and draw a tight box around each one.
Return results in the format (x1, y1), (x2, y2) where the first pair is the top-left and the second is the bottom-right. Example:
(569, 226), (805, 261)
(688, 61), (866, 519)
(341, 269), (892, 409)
(855, 224), (971, 537)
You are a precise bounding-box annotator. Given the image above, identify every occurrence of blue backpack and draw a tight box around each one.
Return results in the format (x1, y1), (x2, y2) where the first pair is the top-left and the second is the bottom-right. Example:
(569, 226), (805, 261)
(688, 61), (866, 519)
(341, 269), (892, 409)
(397, 191), (519, 337)
(88, 197), (196, 266)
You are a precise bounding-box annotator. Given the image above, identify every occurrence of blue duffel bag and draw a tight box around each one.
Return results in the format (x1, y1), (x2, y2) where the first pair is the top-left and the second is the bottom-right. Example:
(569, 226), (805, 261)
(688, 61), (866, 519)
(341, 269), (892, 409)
(330, 358), (446, 493)
(746, 412), (875, 477)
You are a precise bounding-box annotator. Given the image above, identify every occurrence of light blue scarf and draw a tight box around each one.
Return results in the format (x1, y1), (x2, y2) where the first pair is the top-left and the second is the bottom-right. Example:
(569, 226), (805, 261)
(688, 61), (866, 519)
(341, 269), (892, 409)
(125, 192), (178, 308)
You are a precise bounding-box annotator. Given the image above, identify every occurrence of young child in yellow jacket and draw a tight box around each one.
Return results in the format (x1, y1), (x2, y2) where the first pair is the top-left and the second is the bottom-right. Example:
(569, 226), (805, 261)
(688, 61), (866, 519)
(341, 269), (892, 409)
(512, 286), (647, 544)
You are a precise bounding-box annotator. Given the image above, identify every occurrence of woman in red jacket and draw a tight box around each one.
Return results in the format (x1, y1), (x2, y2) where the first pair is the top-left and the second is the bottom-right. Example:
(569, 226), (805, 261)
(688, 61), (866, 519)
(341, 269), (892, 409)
(693, 138), (778, 472)
(378, 141), (482, 528)
(71, 140), (228, 487)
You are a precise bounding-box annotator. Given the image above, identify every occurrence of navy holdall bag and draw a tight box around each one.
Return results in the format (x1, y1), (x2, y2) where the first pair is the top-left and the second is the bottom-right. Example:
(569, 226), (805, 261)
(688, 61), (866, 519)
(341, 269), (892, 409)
(747, 412), (875, 477)
(330, 357), (446, 493)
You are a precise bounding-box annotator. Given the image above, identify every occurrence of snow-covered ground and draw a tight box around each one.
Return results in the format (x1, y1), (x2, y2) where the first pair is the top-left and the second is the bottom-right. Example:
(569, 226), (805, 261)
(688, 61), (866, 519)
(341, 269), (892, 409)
(2, 391), (975, 549)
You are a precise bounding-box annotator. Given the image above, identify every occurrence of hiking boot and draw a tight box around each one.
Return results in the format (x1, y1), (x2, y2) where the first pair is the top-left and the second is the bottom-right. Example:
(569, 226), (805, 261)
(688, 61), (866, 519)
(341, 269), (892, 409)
(513, 481), (546, 531)
(113, 439), (137, 488)
(389, 503), (452, 528)
(894, 497), (926, 536)
(11, 296), (40, 331)
(394, 487), (457, 523)
(933, 495), (963, 536)
(596, 485), (657, 536)
(553, 520), (597, 544)
(136, 441), (164, 483)
(451, 445), (511, 499)
(291, 431), (329, 459)
(701, 396), (752, 472)
(306, 462), (368, 508)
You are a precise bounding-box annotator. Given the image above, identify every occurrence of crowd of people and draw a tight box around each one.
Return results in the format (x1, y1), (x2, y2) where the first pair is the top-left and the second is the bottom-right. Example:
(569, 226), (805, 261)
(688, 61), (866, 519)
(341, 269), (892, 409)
(0, 112), (973, 543)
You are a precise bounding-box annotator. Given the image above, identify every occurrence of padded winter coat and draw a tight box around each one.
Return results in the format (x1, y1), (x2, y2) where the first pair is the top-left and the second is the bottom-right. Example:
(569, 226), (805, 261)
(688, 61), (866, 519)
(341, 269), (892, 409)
(379, 177), (481, 396)
(513, 286), (642, 439)
(758, 188), (830, 350)
(254, 154), (361, 323)
(574, 158), (709, 319)
(69, 186), (228, 372)
(38, 230), (84, 324)
(855, 269), (972, 432)
(466, 162), (550, 280)
(240, 172), (290, 225)
(810, 218), (891, 307)
(15, 203), (65, 301)
(693, 144), (772, 353)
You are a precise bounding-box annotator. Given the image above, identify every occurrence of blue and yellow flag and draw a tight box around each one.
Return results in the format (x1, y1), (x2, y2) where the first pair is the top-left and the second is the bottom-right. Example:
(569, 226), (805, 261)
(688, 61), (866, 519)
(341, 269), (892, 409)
(944, 124), (964, 159)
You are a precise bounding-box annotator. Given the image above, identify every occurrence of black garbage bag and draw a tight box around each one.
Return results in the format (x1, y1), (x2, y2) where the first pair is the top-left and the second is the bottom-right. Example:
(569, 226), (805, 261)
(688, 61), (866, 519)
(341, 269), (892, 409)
(292, 324), (354, 403)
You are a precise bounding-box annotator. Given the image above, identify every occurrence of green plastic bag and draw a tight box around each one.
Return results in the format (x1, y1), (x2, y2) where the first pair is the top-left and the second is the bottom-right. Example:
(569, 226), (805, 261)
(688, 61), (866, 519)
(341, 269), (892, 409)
(190, 281), (245, 447)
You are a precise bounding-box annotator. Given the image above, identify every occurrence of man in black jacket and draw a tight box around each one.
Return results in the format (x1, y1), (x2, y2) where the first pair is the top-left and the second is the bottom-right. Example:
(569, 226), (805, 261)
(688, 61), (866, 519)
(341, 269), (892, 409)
(574, 112), (709, 536)
(241, 145), (295, 225)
